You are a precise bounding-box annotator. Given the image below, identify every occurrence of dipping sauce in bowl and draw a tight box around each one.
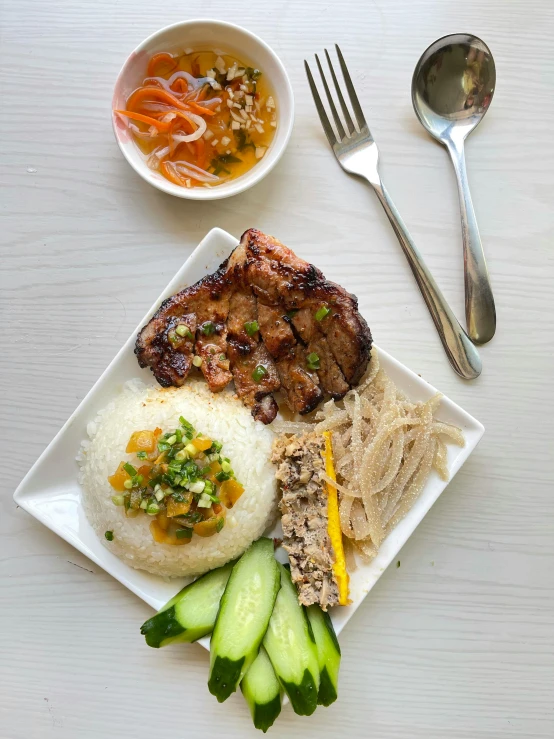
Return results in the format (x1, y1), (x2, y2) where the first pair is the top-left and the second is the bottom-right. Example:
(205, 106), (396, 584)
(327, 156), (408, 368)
(112, 20), (293, 200)
(115, 49), (277, 189)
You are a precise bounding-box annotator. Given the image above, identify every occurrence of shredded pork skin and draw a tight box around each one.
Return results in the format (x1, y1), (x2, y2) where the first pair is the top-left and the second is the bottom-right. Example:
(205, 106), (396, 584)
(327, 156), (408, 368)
(273, 349), (465, 564)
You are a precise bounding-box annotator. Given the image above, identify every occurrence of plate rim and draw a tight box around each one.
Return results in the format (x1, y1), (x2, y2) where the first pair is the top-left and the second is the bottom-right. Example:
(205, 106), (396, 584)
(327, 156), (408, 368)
(13, 226), (485, 621)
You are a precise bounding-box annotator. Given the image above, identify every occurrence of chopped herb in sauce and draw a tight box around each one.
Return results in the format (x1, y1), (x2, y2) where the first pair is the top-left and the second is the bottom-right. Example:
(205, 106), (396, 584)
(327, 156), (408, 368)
(210, 153), (242, 176)
(105, 530), (114, 541)
(235, 129), (255, 151)
(245, 67), (262, 81)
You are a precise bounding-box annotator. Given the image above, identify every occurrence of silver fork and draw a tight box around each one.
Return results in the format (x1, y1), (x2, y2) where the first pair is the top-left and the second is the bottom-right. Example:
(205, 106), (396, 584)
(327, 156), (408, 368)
(305, 46), (482, 380)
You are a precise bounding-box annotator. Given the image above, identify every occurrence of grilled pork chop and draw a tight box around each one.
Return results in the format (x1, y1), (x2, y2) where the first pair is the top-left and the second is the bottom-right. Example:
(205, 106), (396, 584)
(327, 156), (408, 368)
(135, 229), (372, 423)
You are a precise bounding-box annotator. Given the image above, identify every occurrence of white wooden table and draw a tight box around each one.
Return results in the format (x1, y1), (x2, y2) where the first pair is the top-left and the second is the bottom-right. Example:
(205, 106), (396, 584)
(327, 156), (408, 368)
(2, 1), (553, 737)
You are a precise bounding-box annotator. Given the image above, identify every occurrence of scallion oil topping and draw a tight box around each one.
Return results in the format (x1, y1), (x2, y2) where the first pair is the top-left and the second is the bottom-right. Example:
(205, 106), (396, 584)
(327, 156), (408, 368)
(107, 418), (244, 546)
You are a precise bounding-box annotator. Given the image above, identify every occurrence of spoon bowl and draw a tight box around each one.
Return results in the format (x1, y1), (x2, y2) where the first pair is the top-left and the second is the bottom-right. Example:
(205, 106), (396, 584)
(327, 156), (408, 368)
(412, 34), (496, 345)
(412, 33), (496, 141)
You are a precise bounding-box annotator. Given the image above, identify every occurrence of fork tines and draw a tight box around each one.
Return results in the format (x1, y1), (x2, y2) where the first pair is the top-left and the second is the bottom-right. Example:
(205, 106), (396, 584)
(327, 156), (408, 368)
(305, 44), (368, 145)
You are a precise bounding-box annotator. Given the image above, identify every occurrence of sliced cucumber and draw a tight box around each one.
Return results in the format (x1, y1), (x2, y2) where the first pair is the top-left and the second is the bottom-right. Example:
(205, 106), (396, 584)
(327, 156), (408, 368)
(208, 538), (280, 702)
(241, 646), (282, 733)
(306, 605), (341, 706)
(140, 562), (234, 648)
(263, 564), (320, 716)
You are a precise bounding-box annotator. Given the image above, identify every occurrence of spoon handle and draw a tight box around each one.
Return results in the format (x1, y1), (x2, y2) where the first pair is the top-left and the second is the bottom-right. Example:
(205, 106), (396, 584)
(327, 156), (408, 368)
(445, 138), (496, 344)
(372, 181), (482, 380)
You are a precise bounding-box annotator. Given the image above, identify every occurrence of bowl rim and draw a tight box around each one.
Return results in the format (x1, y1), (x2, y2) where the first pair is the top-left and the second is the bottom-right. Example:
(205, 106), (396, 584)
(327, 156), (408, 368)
(112, 18), (295, 200)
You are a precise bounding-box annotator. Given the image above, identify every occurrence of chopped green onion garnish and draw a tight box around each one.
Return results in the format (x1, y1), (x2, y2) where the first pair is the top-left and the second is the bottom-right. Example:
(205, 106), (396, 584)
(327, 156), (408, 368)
(176, 528), (193, 539)
(219, 353), (226, 361)
(216, 470), (231, 482)
(123, 463), (137, 476)
(123, 479), (133, 490)
(315, 305), (331, 321)
(174, 429), (182, 443)
(147, 502), (160, 515)
(111, 494), (125, 506)
(197, 498), (211, 508)
(189, 480), (206, 494)
(192, 355), (203, 367)
(204, 480), (215, 495)
(140, 499), (148, 509)
(306, 352), (320, 370)
(175, 449), (188, 461)
(216, 518), (225, 533)
(244, 320), (259, 336)
(221, 460), (232, 474)
(166, 435), (177, 446)
(201, 321), (215, 336)
(104, 530), (114, 541)
(136, 451), (147, 460)
(155, 489), (165, 502)
(185, 443), (197, 457)
(252, 365), (268, 383)
(210, 440), (223, 453)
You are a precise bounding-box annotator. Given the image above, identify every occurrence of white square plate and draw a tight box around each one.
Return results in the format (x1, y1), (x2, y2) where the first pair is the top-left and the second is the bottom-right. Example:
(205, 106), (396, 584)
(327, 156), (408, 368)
(13, 227), (484, 643)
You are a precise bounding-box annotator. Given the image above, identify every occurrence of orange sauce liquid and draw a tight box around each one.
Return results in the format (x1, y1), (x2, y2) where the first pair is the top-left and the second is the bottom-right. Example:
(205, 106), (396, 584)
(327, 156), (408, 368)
(131, 50), (277, 188)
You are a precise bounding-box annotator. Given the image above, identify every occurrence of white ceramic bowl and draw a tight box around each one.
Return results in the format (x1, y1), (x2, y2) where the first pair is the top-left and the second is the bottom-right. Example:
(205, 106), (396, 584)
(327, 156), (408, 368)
(112, 19), (294, 200)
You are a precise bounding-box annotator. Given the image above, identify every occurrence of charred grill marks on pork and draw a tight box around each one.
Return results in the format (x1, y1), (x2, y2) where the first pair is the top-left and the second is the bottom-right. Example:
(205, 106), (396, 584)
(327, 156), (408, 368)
(135, 229), (372, 422)
(226, 290), (280, 424)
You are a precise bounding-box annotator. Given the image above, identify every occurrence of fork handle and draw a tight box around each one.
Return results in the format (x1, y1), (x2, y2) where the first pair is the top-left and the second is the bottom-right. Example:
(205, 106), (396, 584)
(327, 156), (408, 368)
(373, 181), (482, 380)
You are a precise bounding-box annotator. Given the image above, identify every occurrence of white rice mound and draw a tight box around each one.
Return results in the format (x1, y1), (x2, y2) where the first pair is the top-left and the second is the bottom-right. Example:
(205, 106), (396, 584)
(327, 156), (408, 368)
(78, 379), (277, 578)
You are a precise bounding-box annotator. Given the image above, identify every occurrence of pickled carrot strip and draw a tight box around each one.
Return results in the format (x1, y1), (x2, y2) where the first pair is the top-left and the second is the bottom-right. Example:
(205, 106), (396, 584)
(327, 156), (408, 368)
(126, 86), (191, 113)
(170, 110), (197, 130)
(170, 78), (189, 94)
(114, 110), (171, 131)
(186, 100), (216, 116)
(147, 52), (178, 77)
(160, 160), (187, 186)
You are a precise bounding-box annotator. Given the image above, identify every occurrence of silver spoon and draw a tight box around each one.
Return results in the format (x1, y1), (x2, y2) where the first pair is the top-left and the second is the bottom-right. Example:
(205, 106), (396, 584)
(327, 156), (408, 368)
(412, 33), (496, 345)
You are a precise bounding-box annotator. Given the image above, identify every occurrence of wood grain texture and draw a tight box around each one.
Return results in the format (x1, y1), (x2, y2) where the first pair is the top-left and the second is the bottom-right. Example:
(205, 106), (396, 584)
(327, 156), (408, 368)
(1, 0), (553, 737)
